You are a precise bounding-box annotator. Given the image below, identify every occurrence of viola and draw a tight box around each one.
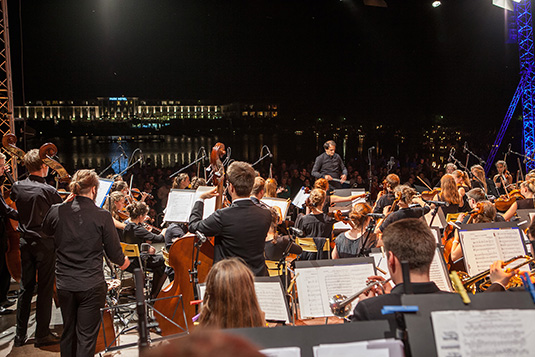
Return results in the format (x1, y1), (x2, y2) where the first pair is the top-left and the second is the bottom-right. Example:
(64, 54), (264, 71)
(209, 142), (226, 210)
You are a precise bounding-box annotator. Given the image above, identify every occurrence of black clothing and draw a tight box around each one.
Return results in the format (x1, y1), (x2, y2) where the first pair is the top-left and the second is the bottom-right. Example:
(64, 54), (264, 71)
(42, 196), (126, 291)
(11, 175), (62, 340)
(123, 222), (166, 298)
(378, 205), (430, 232)
(516, 198), (535, 210)
(264, 235), (303, 261)
(373, 192), (395, 214)
(436, 193), (461, 216)
(163, 222), (187, 280)
(294, 213), (334, 259)
(189, 198), (272, 276)
(352, 282), (445, 324)
(250, 196), (270, 209)
(57, 282), (107, 357)
(321, 194), (332, 215)
(42, 195), (126, 357)
(334, 231), (377, 258)
(311, 152), (347, 189)
(0, 194), (18, 303)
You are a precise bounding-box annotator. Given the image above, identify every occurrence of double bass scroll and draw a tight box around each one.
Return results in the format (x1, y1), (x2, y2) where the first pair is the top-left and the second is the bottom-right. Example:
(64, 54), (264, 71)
(39, 142), (71, 184)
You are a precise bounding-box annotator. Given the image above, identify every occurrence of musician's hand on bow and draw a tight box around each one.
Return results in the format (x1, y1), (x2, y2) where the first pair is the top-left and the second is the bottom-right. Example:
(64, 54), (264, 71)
(200, 187), (219, 200)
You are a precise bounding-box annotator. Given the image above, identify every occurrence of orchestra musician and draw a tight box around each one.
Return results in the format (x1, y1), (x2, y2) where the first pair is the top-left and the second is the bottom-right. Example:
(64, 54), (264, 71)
(460, 188), (505, 223)
(264, 207), (302, 261)
(313, 178), (366, 215)
(42, 169), (130, 356)
(332, 203), (376, 259)
(12, 149), (63, 347)
(172, 173), (190, 189)
(197, 258), (266, 329)
(264, 178), (278, 198)
(294, 188), (335, 259)
(433, 174), (465, 215)
(123, 201), (168, 299)
(250, 176), (269, 209)
(103, 191), (128, 238)
(188, 161), (272, 276)
(445, 163), (457, 175)
(375, 186), (430, 235)
(351, 219), (510, 323)
(470, 164), (499, 198)
(373, 174), (400, 214)
(311, 140), (348, 190)
(0, 152), (18, 315)
(502, 178), (535, 221)
(493, 160), (513, 195)
(452, 170), (471, 211)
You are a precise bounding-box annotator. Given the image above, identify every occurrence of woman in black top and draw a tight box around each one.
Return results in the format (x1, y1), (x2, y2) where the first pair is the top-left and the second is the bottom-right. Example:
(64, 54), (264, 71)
(264, 207), (302, 261)
(295, 188), (335, 259)
(503, 178), (535, 221)
(332, 202), (376, 259)
(434, 174), (463, 216)
(123, 201), (168, 299)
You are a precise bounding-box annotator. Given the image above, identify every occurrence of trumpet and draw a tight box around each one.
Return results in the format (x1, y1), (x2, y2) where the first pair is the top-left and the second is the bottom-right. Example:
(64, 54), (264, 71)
(329, 278), (392, 318)
(457, 255), (534, 293)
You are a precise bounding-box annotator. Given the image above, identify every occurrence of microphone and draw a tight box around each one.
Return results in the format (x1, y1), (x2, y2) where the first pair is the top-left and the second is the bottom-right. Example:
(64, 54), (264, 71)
(195, 231), (207, 243)
(367, 213), (385, 219)
(423, 199), (450, 207)
(463, 142), (468, 153)
(289, 227), (304, 237)
(266, 146), (273, 158)
(368, 146), (375, 151)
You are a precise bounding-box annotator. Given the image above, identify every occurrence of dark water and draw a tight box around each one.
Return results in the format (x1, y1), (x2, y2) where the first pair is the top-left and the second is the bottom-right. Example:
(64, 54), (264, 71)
(23, 132), (365, 175)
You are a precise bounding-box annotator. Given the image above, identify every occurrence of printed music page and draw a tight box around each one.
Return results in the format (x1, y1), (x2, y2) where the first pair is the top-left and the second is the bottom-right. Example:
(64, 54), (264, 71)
(292, 187), (309, 209)
(195, 186), (217, 219)
(95, 178), (114, 208)
(261, 197), (291, 220)
(295, 268), (325, 318)
(494, 229), (529, 272)
(163, 189), (195, 223)
(459, 230), (501, 276)
(431, 309), (535, 357)
(254, 281), (290, 323)
(429, 249), (452, 292)
(313, 339), (403, 357)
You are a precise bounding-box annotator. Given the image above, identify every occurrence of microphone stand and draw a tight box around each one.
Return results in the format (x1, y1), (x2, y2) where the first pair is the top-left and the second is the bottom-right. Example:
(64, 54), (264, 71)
(169, 155), (206, 178)
(99, 154), (126, 177)
(252, 146), (272, 167)
(357, 218), (378, 257)
(464, 145), (486, 167)
(368, 147), (374, 193)
(189, 233), (206, 314)
(277, 230), (298, 325)
(509, 147), (535, 164)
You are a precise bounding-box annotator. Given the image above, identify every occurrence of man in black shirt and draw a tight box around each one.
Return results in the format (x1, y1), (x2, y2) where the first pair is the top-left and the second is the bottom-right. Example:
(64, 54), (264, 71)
(189, 161), (272, 276)
(0, 153), (18, 315)
(311, 140), (347, 190)
(11, 149), (63, 347)
(42, 169), (130, 356)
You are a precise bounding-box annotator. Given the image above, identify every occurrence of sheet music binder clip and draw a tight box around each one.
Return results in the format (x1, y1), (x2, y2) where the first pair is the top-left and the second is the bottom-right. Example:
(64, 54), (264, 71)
(449, 271), (471, 305)
(381, 305), (419, 315)
(520, 272), (535, 303)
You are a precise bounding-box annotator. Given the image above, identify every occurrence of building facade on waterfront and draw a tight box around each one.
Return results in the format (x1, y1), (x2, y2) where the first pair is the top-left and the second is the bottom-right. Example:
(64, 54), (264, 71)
(13, 97), (278, 122)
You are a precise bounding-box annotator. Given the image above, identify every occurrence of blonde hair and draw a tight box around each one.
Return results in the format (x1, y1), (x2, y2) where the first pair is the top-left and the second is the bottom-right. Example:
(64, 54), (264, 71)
(394, 185), (418, 205)
(521, 178), (535, 195)
(349, 202), (372, 228)
(126, 201), (149, 220)
(23, 149), (44, 173)
(69, 169), (99, 195)
(198, 258), (264, 329)
(308, 189), (326, 208)
(264, 178), (277, 198)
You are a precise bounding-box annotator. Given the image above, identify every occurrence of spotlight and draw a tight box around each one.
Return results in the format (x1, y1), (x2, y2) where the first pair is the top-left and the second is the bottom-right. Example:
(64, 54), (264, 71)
(432, 1), (442, 7)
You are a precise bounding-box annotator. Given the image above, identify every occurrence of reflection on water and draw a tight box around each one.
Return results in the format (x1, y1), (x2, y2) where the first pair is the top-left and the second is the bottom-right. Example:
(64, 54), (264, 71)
(24, 132), (362, 174)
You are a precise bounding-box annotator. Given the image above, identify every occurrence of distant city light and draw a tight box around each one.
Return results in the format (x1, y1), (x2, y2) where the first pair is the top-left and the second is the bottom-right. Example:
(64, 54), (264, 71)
(432, 1), (442, 7)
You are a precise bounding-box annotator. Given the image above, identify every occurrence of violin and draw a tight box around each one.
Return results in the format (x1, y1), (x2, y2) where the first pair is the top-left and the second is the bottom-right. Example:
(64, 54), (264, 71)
(39, 142), (71, 184)
(494, 189), (524, 212)
(332, 210), (355, 229)
(421, 188), (441, 201)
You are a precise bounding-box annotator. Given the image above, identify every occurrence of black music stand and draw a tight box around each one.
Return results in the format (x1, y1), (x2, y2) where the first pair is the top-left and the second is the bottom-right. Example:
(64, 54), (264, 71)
(226, 320), (393, 357)
(401, 291), (535, 357)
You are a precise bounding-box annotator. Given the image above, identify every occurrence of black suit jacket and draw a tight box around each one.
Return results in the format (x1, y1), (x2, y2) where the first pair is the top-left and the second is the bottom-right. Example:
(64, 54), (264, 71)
(189, 198), (272, 276)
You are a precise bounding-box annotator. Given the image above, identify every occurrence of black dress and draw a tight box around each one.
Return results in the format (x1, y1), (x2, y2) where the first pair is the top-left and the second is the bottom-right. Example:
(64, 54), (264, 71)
(334, 230), (377, 258)
(294, 213), (334, 259)
(264, 235), (303, 261)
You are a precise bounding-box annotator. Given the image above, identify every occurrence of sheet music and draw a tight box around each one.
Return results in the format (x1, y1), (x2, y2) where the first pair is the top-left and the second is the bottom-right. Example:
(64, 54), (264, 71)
(432, 309), (535, 357)
(261, 347), (301, 357)
(195, 186), (217, 219)
(296, 263), (374, 318)
(429, 249), (452, 292)
(261, 197), (291, 220)
(313, 339), (404, 357)
(163, 189), (195, 223)
(351, 191), (367, 205)
(460, 229), (501, 276)
(493, 228), (527, 264)
(95, 178), (114, 208)
(254, 281), (290, 323)
(295, 268), (325, 318)
(292, 187), (309, 209)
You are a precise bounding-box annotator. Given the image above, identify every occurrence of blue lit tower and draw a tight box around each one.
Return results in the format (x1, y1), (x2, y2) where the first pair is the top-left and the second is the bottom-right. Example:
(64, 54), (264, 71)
(486, 0), (535, 173)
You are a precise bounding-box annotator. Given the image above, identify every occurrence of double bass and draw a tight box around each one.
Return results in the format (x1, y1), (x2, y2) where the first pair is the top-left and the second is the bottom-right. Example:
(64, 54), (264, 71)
(153, 143), (228, 335)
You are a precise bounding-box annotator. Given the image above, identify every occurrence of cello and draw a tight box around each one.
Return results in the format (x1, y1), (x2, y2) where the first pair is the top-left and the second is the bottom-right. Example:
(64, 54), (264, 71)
(154, 143), (228, 335)
(39, 142), (72, 185)
(2, 133), (25, 282)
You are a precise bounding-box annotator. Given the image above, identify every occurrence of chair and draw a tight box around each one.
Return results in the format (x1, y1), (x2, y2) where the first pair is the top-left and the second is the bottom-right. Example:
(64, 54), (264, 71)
(296, 237), (330, 259)
(265, 260), (284, 277)
(446, 213), (461, 223)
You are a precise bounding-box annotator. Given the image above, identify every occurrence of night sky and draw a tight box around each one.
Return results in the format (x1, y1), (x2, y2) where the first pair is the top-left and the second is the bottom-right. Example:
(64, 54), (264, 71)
(7, 0), (522, 126)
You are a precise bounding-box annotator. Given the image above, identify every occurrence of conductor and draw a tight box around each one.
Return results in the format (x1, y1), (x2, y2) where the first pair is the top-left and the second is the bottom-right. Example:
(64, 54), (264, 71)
(311, 140), (347, 190)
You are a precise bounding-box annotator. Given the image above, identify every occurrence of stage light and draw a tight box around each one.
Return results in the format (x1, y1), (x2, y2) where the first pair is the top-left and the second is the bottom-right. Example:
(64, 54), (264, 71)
(432, 1), (442, 7)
